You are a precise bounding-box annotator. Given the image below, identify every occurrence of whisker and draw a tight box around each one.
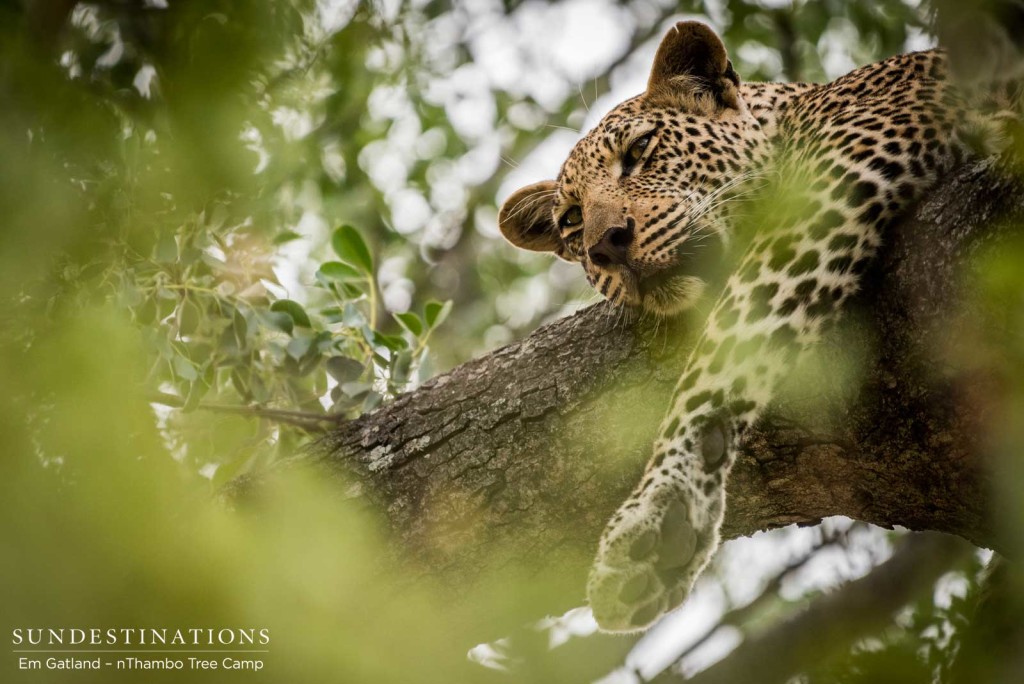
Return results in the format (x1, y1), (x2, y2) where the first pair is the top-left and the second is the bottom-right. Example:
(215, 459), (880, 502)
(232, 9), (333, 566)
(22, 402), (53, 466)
(504, 190), (559, 222)
(577, 82), (591, 114)
(646, 171), (765, 255)
(545, 123), (581, 134)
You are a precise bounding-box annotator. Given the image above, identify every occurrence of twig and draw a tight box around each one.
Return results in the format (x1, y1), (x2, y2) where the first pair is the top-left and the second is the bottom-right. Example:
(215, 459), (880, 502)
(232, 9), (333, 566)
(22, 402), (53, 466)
(148, 391), (341, 432)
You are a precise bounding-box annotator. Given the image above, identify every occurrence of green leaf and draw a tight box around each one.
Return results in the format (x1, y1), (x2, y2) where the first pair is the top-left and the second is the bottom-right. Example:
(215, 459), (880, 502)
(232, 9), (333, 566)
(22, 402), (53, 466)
(183, 380), (210, 413)
(330, 389), (360, 412)
(317, 261), (365, 284)
(325, 356), (363, 383)
(373, 332), (407, 352)
(340, 381), (372, 398)
(362, 392), (383, 412)
(249, 372), (269, 403)
(313, 330), (334, 352)
(331, 225), (373, 274)
(178, 300), (201, 336)
(230, 369), (252, 400)
(202, 363), (215, 387)
(342, 303), (367, 327)
(263, 311), (293, 335)
(297, 352), (322, 377)
(393, 312), (423, 337)
(424, 300), (452, 329)
(319, 306), (344, 324)
(270, 299), (312, 328)
(339, 283), (365, 299)
(392, 350), (413, 384)
(286, 335), (313, 361)
(273, 230), (303, 245)
(173, 355), (198, 382)
(418, 354), (434, 383)
(233, 309), (248, 347)
(155, 233), (178, 263)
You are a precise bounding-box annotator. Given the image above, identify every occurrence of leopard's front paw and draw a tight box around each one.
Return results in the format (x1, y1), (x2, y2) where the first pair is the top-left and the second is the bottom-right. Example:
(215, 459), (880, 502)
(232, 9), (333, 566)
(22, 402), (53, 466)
(587, 481), (721, 632)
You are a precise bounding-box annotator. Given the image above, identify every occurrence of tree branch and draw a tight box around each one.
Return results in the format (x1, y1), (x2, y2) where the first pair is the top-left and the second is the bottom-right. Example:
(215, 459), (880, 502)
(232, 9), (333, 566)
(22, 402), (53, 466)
(230, 160), (1023, 632)
(660, 525), (852, 674)
(148, 391), (338, 431)
(656, 533), (974, 684)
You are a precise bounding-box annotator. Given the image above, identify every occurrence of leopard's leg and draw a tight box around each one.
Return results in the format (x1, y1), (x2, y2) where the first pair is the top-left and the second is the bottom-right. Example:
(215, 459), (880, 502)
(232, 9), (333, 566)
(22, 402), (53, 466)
(586, 188), (893, 632)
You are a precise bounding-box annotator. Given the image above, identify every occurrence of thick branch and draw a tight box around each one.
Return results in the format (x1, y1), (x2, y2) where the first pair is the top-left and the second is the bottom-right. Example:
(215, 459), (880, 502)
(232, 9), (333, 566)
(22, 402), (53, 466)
(239, 161), (1022, 629)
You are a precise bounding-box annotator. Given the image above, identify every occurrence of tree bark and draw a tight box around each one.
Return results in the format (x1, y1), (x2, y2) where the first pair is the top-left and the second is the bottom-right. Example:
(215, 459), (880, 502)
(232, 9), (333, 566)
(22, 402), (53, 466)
(235, 160), (1022, 631)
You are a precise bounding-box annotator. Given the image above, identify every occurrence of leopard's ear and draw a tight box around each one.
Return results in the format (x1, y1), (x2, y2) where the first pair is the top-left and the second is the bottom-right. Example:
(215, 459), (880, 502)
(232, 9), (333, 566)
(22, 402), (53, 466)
(498, 181), (571, 259)
(646, 21), (741, 110)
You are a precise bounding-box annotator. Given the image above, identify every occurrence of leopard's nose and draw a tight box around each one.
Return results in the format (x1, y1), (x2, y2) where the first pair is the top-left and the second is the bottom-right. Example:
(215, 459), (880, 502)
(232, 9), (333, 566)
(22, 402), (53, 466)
(588, 226), (633, 268)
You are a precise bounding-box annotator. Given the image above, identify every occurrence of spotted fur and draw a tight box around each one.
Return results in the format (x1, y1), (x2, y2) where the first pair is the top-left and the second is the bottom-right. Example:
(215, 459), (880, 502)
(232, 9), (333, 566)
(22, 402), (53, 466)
(499, 21), (1017, 632)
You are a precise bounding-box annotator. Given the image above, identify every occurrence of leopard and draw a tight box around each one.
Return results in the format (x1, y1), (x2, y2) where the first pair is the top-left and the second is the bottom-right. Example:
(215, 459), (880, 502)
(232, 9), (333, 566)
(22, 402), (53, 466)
(497, 20), (1021, 633)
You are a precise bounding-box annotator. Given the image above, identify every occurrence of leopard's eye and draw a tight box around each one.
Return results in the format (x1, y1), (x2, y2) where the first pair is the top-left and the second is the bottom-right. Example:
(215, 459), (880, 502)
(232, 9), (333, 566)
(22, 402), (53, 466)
(559, 206), (583, 228)
(624, 134), (653, 167)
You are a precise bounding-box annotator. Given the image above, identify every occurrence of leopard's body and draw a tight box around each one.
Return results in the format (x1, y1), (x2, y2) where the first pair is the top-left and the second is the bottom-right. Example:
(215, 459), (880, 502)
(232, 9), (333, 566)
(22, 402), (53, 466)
(498, 22), (1015, 632)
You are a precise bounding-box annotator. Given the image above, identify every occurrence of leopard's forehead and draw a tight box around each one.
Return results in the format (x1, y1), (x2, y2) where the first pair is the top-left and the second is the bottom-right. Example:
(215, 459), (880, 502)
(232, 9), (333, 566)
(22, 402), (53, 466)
(558, 95), (652, 196)
(556, 92), (716, 200)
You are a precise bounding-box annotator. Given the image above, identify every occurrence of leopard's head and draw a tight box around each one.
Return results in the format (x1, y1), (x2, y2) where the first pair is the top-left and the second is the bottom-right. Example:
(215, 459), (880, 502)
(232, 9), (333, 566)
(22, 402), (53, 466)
(499, 22), (765, 315)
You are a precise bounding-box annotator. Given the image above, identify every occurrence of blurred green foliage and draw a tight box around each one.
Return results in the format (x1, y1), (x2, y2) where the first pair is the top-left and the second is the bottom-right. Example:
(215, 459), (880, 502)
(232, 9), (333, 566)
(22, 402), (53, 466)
(2, 1), (1023, 682)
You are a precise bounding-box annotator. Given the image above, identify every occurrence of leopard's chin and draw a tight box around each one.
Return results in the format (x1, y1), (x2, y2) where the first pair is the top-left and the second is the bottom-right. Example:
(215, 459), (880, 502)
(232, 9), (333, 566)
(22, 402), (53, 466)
(611, 247), (719, 315)
(639, 275), (706, 316)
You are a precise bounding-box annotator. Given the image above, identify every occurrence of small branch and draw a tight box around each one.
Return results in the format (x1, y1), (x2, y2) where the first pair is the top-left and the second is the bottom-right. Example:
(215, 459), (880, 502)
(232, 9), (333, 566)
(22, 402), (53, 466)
(148, 392), (340, 431)
(661, 533), (973, 684)
(651, 525), (853, 681)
